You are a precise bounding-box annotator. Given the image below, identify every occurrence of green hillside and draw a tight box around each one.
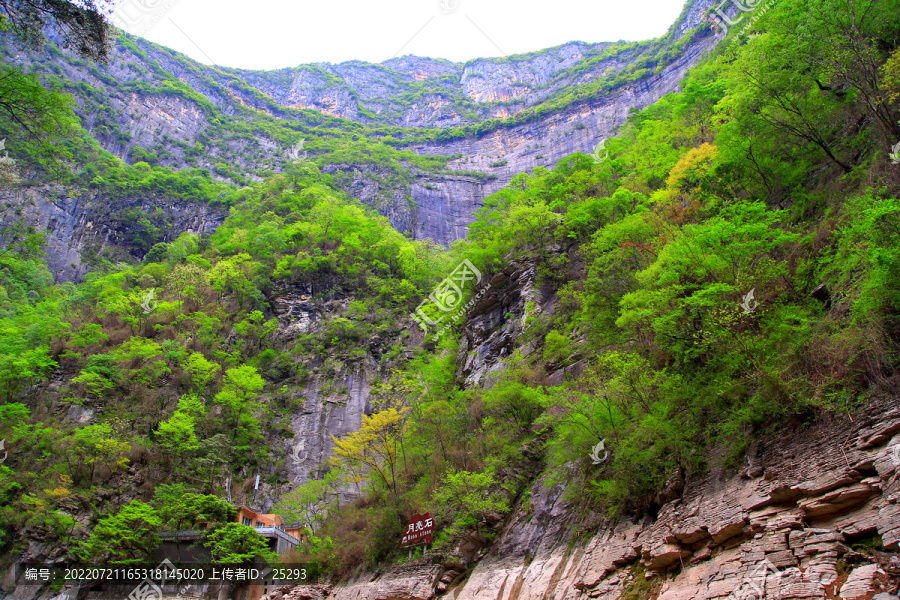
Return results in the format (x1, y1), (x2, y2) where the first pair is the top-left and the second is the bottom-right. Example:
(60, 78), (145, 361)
(0, 0), (899, 589)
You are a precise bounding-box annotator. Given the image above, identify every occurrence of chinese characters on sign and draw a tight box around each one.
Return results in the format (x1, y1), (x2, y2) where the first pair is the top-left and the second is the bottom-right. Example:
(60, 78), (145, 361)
(399, 512), (434, 547)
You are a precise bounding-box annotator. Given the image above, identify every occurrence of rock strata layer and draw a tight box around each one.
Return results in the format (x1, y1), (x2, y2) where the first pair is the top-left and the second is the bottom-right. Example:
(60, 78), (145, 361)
(265, 401), (900, 600)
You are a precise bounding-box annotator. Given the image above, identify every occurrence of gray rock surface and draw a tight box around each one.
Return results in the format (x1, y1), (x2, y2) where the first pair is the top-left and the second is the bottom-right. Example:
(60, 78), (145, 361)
(301, 402), (900, 600)
(0, 185), (225, 283)
(269, 256), (900, 600)
(2, 0), (722, 247)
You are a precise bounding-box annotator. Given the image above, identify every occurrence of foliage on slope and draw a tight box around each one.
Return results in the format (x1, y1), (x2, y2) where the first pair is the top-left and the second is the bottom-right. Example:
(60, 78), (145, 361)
(292, 0), (900, 573)
(455, 0), (900, 512)
(0, 148), (447, 565)
(1, 0), (900, 582)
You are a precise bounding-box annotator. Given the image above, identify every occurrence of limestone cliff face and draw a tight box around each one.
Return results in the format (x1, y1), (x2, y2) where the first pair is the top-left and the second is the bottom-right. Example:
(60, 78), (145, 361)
(226, 21), (721, 245)
(236, 42), (625, 128)
(237, 21), (722, 244)
(255, 284), (418, 510)
(232, 0), (713, 133)
(320, 164), (418, 234)
(3, 0), (723, 248)
(404, 33), (719, 243)
(0, 185), (225, 283)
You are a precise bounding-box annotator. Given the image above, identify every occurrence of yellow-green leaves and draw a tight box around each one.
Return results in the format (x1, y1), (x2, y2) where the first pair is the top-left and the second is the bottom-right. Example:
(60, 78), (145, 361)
(330, 405), (408, 497)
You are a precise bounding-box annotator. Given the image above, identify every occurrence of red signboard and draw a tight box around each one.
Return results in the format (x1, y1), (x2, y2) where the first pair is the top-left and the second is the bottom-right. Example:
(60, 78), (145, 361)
(399, 512), (434, 547)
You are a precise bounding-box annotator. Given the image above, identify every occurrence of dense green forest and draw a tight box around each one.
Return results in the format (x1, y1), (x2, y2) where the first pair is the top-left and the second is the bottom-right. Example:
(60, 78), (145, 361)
(0, 0), (899, 586)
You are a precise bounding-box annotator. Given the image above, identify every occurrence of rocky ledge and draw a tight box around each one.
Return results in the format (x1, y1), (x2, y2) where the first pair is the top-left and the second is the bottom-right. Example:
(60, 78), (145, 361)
(267, 398), (900, 600)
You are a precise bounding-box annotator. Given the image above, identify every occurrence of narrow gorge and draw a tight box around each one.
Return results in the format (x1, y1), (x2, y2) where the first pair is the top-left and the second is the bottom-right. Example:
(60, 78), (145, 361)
(0, 0), (898, 598)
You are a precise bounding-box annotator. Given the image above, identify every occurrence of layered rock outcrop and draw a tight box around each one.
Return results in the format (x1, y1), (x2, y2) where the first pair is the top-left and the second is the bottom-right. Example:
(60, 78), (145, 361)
(265, 401), (900, 600)
(446, 401), (900, 600)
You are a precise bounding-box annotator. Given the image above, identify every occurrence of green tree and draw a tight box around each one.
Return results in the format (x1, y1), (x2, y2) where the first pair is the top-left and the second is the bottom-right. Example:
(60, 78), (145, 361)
(155, 410), (199, 463)
(78, 501), (161, 564)
(0, 343), (55, 401)
(70, 423), (130, 482)
(542, 330), (569, 364)
(208, 254), (261, 310)
(273, 478), (329, 531)
(434, 468), (509, 536)
(481, 379), (547, 432)
(0, 0), (114, 62)
(233, 311), (278, 355)
(331, 405), (407, 498)
(0, 65), (77, 179)
(158, 493), (234, 531)
(213, 365), (265, 446)
(183, 352), (221, 393)
(69, 323), (109, 350)
(189, 434), (230, 491)
(205, 523), (276, 565)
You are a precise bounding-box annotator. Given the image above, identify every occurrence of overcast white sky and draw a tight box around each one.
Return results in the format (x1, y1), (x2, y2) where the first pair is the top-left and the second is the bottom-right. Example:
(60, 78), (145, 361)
(111, 0), (687, 70)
